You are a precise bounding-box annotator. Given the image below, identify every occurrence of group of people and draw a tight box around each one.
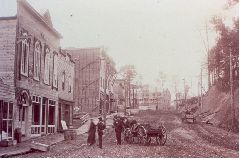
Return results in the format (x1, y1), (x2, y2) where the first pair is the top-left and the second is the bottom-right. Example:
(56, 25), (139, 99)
(87, 115), (126, 148)
(87, 117), (106, 149)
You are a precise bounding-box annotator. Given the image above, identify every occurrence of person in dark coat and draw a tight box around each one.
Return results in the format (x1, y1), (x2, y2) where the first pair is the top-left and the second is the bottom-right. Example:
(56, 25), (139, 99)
(114, 117), (124, 145)
(87, 119), (96, 146)
(97, 117), (106, 149)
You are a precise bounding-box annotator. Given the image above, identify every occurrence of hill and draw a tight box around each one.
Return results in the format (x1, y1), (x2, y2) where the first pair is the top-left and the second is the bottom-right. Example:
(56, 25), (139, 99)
(199, 85), (239, 132)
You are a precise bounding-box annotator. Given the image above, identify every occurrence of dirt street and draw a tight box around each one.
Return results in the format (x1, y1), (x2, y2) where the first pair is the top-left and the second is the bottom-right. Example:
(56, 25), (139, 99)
(15, 111), (239, 158)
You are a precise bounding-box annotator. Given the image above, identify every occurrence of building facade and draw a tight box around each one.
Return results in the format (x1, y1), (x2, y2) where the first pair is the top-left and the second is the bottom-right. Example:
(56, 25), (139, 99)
(0, 0), (74, 142)
(137, 85), (171, 110)
(57, 50), (75, 130)
(67, 47), (116, 115)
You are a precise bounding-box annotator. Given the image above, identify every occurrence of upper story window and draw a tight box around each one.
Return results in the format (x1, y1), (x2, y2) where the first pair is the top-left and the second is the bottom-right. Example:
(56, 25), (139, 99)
(62, 71), (65, 90)
(68, 75), (72, 93)
(33, 40), (41, 80)
(20, 33), (30, 76)
(44, 47), (50, 85)
(53, 53), (58, 88)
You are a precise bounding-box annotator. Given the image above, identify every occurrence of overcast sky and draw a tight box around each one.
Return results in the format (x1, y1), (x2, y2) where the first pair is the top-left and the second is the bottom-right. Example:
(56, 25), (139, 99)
(0, 0), (238, 97)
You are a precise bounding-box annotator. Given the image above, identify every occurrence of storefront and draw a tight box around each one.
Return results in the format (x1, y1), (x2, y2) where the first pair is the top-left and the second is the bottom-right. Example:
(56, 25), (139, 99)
(58, 99), (73, 131)
(0, 100), (14, 142)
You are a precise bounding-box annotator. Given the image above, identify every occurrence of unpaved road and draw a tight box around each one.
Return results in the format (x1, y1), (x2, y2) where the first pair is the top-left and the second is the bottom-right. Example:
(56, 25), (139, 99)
(15, 111), (239, 158)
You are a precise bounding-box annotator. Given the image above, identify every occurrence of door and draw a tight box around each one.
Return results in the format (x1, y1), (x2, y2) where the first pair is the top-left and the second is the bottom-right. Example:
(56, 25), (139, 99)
(64, 105), (70, 126)
(19, 106), (27, 135)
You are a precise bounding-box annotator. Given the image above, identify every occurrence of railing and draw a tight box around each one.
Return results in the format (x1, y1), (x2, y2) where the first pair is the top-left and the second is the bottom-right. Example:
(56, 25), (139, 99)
(31, 125), (41, 135)
(48, 125), (55, 134)
(80, 113), (89, 125)
(31, 125), (55, 135)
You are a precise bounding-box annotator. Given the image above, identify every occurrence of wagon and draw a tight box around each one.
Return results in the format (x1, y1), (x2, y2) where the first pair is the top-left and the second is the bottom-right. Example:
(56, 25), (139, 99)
(123, 120), (140, 144)
(137, 123), (167, 146)
(123, 121), (167, 146)
(181, 110), (196, 123)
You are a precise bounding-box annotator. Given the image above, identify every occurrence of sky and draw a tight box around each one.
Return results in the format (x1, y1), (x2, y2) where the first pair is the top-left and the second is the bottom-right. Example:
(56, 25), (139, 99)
(0, 0), (238, 98)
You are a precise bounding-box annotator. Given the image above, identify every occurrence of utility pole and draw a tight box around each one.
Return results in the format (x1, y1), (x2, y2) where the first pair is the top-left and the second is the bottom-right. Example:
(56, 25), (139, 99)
(229, 47), (235, 131)
(174, 80), (178, 111)
(124, 80), (127, 115)
(183, 78), (186, 101)
(206, 22), (211, 90)
(132, 86), (135, 109)
(103, 60), (108, 124)
(200, 68), (203, 110)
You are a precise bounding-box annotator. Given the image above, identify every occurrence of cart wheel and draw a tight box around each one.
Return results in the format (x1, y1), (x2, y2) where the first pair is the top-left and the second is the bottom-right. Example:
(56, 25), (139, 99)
(124, 128), (133, 144)
(137, 126), (148, 145)
(146, 136), (151, 145)
(157, 125), (167, 146)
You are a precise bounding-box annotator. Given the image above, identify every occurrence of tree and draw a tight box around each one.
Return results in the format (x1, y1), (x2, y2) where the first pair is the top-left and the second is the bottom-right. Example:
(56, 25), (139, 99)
(209, 16), (239, 91)
(119, 65), (137, 108)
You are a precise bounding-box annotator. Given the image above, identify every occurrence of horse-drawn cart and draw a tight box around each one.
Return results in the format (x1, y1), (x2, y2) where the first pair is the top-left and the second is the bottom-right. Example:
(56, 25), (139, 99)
(123, 118), (167, 146)
(137, 124), (167, 146)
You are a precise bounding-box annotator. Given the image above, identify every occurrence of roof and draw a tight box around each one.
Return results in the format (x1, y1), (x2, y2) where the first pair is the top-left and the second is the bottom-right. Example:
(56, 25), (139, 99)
(18, 0), (62, 39)
(0, 16), (17, 20)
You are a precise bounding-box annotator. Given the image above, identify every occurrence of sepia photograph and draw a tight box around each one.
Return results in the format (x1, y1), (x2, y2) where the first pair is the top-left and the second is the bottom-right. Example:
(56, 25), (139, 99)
(0, 0), (239, 158)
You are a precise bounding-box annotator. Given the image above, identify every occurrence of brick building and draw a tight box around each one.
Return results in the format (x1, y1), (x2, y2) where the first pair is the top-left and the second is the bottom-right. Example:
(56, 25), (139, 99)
(0, 0), (74, 142)
(57, 50), (75, 129)
(67, 47), (116, 115)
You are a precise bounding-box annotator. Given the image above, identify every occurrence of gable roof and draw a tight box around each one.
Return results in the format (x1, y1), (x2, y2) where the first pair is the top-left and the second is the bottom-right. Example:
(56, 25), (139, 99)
(42, 9), (53, 27)
(18, 0), (62, 39)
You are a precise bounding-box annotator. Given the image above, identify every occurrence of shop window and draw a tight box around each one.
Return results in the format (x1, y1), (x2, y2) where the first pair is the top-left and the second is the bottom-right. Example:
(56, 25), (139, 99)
(32, 96), (41, 125)
(48, 100), (55, 125)
(0, 101), (13, 140)
(32, 103), (40, 125)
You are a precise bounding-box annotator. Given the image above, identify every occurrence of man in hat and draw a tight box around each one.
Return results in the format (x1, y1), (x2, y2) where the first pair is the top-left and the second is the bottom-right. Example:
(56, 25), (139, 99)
(113, 116), (124, 145)
(97, 117), (106, 149)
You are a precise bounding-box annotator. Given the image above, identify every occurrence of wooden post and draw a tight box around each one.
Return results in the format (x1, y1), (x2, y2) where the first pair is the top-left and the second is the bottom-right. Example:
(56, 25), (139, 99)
(229, 47), (235, 131)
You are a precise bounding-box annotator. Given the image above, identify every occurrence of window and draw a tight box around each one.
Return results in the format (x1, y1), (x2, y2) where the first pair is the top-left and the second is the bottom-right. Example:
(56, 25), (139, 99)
(0, 101), (13, 140)
(20, 33), (30, 76)
(48, 100), (56, 125)
(33, 41), (41, 80)
(32, 96), (41, 125)
(68, 75), (72, 93)
(44, 48), (50, 84)
(53, 54), (58, 88)
(62, 71), (65, 90)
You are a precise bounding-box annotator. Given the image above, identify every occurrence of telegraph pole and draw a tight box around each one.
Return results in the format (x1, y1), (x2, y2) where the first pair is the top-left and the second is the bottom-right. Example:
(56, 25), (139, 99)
(124, 80), (127, 115)
(229, 47), (235, 131)
(200, 68), (203, 110)
(206, 22), (211, 89)
(103, 60), (108, 124)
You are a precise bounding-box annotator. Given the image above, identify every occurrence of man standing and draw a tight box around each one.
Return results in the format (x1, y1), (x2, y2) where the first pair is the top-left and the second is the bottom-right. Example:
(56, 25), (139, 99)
(97, 117), (106, 149)
(114, 117), (124, 145)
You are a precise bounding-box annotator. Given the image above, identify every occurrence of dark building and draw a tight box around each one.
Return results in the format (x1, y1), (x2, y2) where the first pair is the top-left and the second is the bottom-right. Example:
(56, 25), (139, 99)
(67, 47), (116, 115)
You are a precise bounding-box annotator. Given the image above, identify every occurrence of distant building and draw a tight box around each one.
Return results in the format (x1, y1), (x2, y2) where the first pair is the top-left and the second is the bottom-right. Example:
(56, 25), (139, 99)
(113, 79), (126, 112)
(67, 47), (116, 115)
(137, 86), (171, 110)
